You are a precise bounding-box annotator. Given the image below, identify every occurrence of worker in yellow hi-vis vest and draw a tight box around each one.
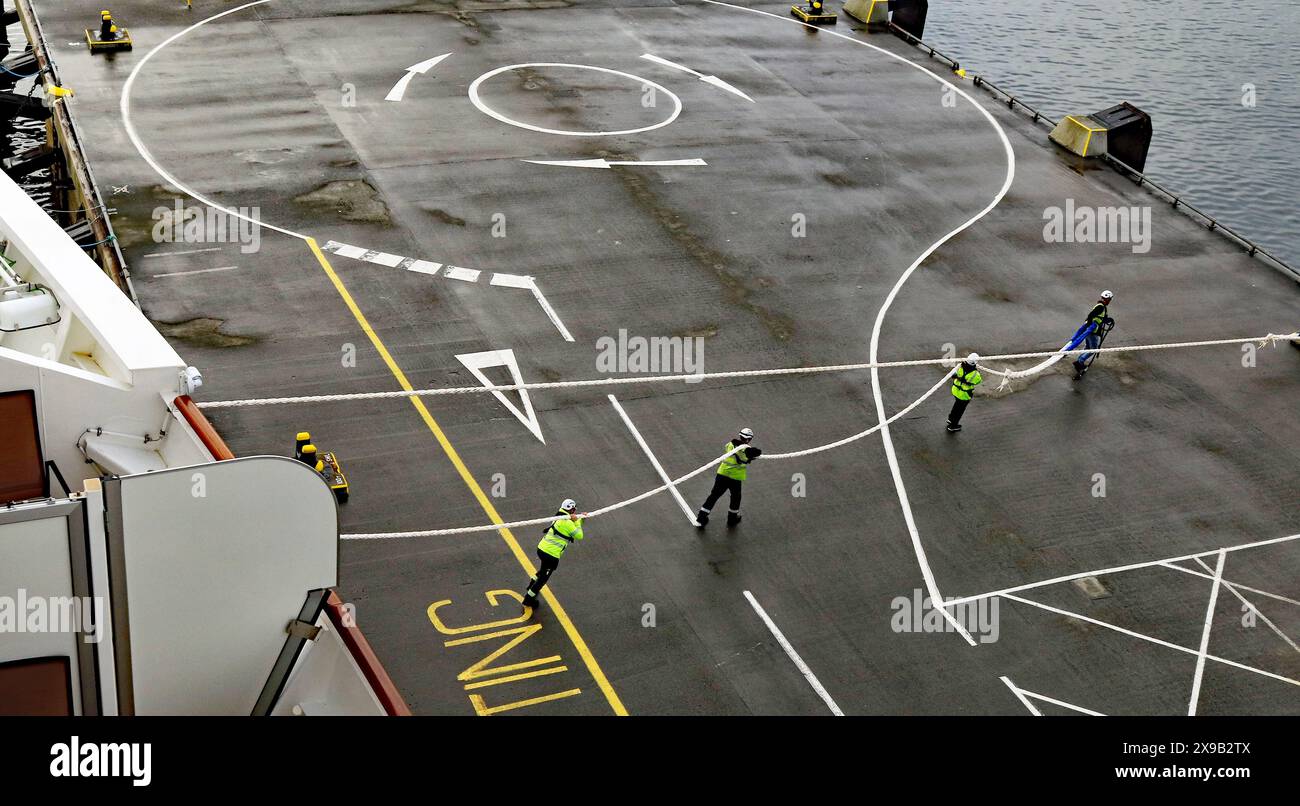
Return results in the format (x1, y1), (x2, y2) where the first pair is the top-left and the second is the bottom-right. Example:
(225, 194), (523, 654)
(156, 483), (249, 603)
(946, 353), (982, 433)
(1073, 289), (1115, 379)
(695, 427), (762, 527)
(522, 498), (585, 614)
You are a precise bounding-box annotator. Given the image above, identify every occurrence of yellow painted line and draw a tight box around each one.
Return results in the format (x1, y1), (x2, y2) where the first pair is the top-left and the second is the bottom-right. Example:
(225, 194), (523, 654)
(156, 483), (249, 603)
(306, 237), (628, 716)
(464, 665), (569, 691)
(470, 688), (583, 716)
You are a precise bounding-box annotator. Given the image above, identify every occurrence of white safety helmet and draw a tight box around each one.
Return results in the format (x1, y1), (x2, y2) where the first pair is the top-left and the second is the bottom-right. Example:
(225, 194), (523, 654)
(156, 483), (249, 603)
(966, 352), (980, 365)
(1100, 289), (1114, 301)
(560, 498), (577, 513)
(738, 427), (754, 441)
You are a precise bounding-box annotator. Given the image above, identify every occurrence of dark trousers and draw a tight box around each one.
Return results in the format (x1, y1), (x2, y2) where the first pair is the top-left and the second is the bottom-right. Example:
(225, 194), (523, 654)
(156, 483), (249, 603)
(524, 549), (560, 602)
(948, 397), (970, 427)
(700, 474), (743, 514)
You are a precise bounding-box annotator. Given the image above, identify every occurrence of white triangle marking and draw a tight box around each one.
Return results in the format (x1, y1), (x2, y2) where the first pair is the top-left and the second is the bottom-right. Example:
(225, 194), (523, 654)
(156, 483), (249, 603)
(456, 349), (545, 443)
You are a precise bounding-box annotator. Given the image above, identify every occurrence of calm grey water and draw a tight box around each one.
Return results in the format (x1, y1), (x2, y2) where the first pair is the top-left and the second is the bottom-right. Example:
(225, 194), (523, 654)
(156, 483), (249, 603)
(0, 52), (54, 207)
(924, 0), (1300, 266)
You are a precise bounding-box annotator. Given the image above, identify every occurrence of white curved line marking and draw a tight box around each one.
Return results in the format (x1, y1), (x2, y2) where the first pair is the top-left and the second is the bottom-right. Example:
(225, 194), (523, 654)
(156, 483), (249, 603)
(467, 63), (682, 137)
(119, 0), (306, 240)
(123, 2), (1015, 620)
(700, 0), (1016, 646)
(386, 71), (418, 102)
(386, 52), (452, 102)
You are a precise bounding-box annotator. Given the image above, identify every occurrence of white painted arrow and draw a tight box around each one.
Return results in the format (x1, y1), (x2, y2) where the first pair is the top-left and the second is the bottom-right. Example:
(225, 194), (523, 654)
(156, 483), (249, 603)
(456, 349), (545, 443)
(522, 158), (708, 169)
(640, 53), (755, 103)
(386, 53), (452, 102)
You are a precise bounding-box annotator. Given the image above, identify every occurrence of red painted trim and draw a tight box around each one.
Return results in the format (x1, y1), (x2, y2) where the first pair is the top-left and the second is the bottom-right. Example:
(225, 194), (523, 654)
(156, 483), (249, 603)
(325, 591), (411, 716)
(173, 395), (235, 461)
(171, 396), (407, 714)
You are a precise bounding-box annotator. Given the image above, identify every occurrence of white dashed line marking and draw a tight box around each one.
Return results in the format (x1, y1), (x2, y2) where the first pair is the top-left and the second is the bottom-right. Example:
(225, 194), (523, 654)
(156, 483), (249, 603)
(407, 260), (442, 277)
(443, 266), (481, 282)
(144, 247), (222, 258)
(151, 265), (238, 278)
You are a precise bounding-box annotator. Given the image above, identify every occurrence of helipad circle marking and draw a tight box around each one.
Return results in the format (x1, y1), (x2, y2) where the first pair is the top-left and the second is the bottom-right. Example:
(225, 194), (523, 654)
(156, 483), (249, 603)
(467, 62), (682, 137)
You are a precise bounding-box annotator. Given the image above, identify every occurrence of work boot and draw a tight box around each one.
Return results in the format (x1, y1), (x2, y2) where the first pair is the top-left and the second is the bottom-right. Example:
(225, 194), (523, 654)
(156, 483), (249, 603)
(696, 510), (709, 528)
(521, 593), (536, 614)
(726, 512), (742, 527)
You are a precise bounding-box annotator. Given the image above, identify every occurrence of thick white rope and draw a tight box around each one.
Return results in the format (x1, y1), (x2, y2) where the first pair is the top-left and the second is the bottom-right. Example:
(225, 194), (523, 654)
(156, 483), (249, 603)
(982, 325), (1093, 389)
(337, 329), (1297, 540)
(202, 333), (1296, 409)
(984, 345), (1071, 385)
(340, 370), (956, 540)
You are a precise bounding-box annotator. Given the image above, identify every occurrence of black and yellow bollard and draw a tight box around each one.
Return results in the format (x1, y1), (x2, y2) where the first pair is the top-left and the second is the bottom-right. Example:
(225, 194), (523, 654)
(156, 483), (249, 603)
(791, 0), (837, 25)
(1049, 102), (1152, 172)
(319, 450), (350, 504)
(297, 440), (350, 503)
(294, 431), (312, 462)
(86, 10), (133, 53)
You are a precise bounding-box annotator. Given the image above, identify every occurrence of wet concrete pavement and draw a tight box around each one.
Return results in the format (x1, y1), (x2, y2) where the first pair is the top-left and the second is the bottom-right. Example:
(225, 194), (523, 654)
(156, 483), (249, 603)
(33, 0), (1300, 715)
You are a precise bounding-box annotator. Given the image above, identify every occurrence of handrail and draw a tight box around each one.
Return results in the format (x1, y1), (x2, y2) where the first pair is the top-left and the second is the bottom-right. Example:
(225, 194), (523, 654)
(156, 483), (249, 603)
(1099, 152), (1299, 282)
(886, 21), (1300, 285)
(11, 0), (137, 303)
(174, 395), (236, 461)
(324, 591), (411, 716)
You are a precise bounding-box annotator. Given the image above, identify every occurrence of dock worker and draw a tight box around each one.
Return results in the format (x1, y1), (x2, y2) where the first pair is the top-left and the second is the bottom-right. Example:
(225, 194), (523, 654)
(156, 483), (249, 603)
(522, 498), (585, 614)
(946, 353), (982, 432)
(1073, 289), (1114, 379)
(695, 427), (762, 527)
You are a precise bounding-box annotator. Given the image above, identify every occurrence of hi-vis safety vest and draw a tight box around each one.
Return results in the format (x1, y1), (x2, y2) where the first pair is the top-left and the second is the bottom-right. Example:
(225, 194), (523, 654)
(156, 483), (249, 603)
(538, 511), (584, 559)
(951, 364), (982, 401)
(717, 441), (752, 481)
(1087, 303), (1108, 330)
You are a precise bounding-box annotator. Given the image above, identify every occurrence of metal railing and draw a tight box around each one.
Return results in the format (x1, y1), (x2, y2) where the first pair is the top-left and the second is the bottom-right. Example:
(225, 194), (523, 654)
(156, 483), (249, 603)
(885, 21), (1300, 285)
(10, 0), (137, 303)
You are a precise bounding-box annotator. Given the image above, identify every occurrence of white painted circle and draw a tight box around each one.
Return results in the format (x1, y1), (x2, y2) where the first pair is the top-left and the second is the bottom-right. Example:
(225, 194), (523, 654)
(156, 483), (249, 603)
(467, 62), (683, 137)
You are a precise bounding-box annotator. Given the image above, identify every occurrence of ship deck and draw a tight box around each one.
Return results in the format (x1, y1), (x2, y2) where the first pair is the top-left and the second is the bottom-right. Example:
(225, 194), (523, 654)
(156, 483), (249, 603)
(33, 0), (1300, 715)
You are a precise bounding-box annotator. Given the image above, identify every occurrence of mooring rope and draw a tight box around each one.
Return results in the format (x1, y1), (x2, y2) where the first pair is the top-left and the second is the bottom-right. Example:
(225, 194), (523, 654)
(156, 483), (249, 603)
(340, 370), (956, 539)
(200, 333), (1296, 409)
(335, 329), (1297, 540)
